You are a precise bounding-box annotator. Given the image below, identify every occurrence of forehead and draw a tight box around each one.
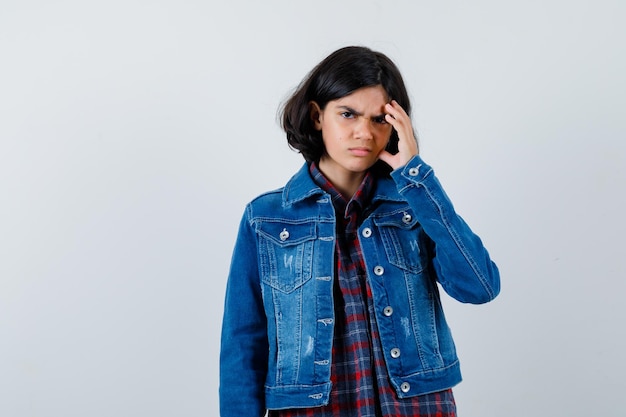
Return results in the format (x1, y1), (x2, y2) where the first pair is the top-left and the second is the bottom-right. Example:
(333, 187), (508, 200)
(329, 85), (389, 111)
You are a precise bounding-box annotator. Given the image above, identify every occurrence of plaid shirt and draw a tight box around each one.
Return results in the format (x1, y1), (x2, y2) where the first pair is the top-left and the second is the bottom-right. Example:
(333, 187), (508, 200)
(269, 164), (456, 417)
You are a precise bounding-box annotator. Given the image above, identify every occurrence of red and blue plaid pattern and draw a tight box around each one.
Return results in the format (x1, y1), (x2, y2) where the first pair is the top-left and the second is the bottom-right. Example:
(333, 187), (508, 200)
(269, 165), (456, 417)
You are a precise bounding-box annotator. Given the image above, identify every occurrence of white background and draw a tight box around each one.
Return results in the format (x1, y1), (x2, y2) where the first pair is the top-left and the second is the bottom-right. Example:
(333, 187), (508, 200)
(1, 1), (625, 416)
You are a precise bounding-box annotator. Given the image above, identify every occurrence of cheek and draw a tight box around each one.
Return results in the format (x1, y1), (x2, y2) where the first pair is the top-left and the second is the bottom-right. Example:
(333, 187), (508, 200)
(376, 130), (393, 146)
(321, 125), (344, 142)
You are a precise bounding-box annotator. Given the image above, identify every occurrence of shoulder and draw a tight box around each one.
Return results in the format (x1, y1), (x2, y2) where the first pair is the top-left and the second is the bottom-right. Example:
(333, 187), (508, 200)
(248, 163), (324, 212)
(245, 186), (286, 217)
(244, 163), (306, 211)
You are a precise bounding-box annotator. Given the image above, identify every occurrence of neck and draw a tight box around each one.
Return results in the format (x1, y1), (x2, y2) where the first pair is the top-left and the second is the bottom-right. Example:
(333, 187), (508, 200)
(318, 159), (365, 199)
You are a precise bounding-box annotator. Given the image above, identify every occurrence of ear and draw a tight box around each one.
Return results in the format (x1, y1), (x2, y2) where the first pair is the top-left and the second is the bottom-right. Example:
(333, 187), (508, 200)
(309, 101), (323, 131)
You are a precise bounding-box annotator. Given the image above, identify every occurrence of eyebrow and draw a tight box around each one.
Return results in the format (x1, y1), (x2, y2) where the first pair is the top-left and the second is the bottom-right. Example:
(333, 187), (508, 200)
(336, 105), (386, 119)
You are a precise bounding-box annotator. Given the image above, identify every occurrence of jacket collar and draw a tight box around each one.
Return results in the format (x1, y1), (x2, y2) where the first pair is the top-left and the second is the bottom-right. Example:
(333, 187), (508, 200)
(371, 176), (405, 204)
(282, 163), (406, 207)
(282, 163), (326, 207)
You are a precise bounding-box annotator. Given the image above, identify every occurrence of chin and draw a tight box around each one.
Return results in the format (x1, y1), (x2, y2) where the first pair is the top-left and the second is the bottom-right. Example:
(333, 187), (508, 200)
(348, 161), (376, 173)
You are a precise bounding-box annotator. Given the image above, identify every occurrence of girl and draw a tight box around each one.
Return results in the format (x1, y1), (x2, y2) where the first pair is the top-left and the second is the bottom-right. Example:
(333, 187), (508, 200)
(220, 46), (500, 417)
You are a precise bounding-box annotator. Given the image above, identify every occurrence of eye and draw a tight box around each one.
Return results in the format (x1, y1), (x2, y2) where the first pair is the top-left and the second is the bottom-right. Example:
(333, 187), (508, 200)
(340, 111), (355, 119)
(372, 115), (388, 125)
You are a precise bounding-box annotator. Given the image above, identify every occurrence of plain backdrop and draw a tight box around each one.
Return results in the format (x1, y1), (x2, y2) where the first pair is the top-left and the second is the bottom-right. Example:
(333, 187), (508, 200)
(1, 1), (625, 416)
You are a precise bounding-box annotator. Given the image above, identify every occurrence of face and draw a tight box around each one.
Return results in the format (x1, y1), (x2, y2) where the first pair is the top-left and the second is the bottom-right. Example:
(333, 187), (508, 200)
(311, 85), (393, 183)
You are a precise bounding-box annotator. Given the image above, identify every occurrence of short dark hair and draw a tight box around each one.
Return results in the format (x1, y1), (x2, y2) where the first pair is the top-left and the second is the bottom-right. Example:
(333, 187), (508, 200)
(280, 46), (413, 166)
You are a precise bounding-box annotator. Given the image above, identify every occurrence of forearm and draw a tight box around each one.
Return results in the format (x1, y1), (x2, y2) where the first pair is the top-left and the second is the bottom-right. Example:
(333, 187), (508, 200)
(220, 209), (268, 416)
(391, 155), (500, 303)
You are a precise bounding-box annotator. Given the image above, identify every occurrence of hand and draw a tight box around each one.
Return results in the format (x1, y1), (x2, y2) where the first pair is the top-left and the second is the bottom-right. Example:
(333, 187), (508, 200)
(377, 100), (419, 170)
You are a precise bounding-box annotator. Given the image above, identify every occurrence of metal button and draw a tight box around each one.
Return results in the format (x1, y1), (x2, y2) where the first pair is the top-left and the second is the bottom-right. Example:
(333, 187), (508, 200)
(374, 266), (384, 276)
(408, 167), (419, 176)
(383, 306), (394, 317)
(400, 382), (411, 393)
(279, 228), (289, 241)
(390, 348), (401, 358)
(362, 227), (372, 238)
(402, 213), (412, 224)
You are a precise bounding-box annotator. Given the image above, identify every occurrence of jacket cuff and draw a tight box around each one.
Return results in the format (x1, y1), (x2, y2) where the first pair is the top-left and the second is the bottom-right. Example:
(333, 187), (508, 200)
(390, 155), (433, 188)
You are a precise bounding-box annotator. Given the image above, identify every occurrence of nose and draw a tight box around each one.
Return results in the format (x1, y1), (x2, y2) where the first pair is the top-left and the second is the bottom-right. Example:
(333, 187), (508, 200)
(354, 117), (374, 140)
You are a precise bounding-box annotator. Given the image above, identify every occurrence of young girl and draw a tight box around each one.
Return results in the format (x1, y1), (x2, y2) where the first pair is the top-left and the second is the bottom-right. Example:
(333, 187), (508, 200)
(220, 46), (500, 417)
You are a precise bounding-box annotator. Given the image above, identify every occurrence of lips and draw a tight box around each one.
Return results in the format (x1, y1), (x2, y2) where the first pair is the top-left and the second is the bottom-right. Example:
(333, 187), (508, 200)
(349, 147), (372, 157)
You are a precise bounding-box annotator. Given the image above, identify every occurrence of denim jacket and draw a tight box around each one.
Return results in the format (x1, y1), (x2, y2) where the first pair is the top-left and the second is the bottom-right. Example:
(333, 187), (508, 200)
(220, 156), (500, 416)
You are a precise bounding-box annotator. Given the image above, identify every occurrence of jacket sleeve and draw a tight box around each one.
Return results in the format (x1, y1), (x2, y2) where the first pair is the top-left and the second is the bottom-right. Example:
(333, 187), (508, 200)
(220, 205), (268, 416)
(390, 155), (500, 304)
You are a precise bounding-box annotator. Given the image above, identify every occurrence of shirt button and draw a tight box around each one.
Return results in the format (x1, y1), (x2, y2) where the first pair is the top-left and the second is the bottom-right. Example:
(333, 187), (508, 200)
(402, 213), (412, 224)
(408, 167), (420, 176)
(383, 306), (394, 317)
(362, 227), (372, 238)
(279, 228), (289, 241)
(374, 266), (384, 276)
(390, 348), (401, 358)
(401, 382), (411, 393)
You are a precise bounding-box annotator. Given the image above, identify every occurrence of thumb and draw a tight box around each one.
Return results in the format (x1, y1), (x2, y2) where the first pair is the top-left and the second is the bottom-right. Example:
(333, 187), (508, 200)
(377, 150), (397, 169)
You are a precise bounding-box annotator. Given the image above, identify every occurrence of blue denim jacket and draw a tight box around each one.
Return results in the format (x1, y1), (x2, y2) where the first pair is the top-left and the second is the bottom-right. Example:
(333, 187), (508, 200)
(220, 156), (500, 416)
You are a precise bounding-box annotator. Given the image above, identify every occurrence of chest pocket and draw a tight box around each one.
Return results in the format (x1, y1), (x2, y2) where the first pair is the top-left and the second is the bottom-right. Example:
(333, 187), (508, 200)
(256, 220), (316, 293)
(373, 210), (427, 274)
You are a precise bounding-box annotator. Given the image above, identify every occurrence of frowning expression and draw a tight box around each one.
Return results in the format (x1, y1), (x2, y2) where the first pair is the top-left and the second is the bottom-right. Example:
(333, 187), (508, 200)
(311, 85), (393, 180)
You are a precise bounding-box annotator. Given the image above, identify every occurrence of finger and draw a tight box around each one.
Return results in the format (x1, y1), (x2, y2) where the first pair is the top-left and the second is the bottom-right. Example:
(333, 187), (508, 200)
(385, 111), (412, 140)
(378, 148), (411, 171)
(385, 100), (410, 120)
(385, 107), (411, 133)
(384, 113), (398, 126)
(378, 149), (391, 162)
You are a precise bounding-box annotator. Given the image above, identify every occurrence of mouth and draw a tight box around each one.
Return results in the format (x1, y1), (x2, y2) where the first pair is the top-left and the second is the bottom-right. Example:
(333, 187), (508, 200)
(348, 147), (372, 157)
